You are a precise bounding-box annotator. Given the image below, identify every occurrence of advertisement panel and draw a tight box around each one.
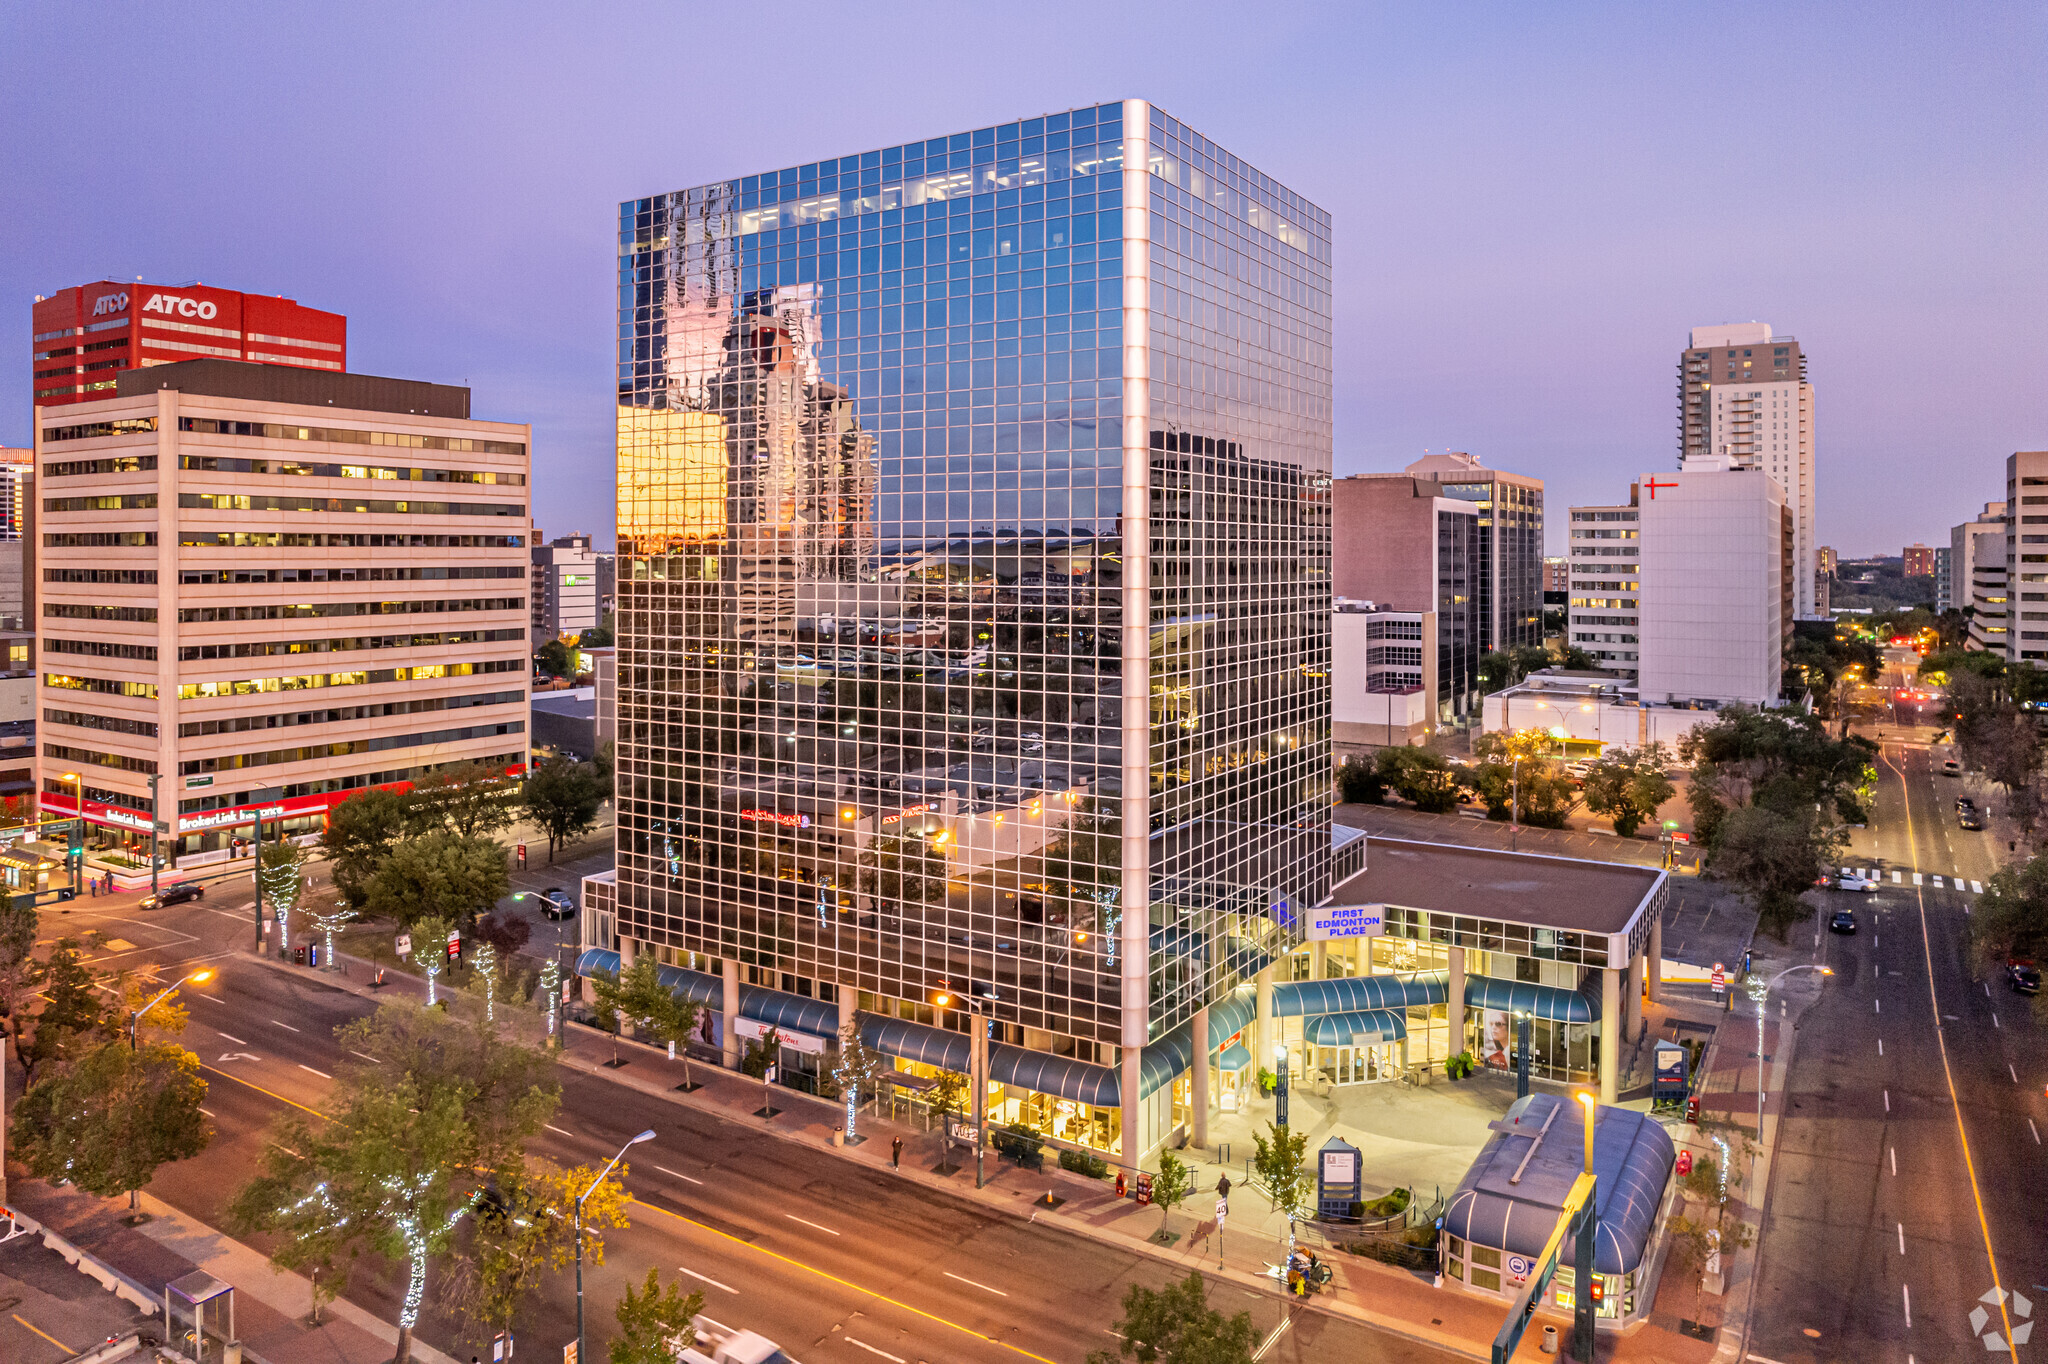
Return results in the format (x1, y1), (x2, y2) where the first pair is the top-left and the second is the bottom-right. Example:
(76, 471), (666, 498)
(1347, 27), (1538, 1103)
(1478, 1009), (1514, 1070)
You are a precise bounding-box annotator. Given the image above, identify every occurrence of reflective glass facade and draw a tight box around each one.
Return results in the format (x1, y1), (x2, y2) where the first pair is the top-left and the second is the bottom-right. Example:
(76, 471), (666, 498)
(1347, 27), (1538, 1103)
(614, 101), (1331, 1082)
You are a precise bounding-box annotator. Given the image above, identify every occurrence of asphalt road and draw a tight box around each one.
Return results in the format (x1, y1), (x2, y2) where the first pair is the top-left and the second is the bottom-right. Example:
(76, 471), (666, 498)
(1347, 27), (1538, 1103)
(1747, 742), (2042, 1363)
(41, 877), (1469, 1364)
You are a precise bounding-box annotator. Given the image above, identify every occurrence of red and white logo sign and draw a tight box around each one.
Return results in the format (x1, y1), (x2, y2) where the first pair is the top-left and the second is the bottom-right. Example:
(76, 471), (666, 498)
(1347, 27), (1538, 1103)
(142, 292), (219, 321)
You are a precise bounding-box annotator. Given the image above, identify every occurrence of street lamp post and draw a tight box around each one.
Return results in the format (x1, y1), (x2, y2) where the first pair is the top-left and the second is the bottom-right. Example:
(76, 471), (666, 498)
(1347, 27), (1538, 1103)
(1746, 965), (1832, 1142)
(1514, 1011), (1532, 1100)
(1573, 1092), (1600, 1362)
(129, 970), (213, 1051)
(933, 989), (991, 1189)
(1511, 754), (1521, 852)
(146, 772), (161, 902)
(576, 1129), (653, 1364)
(60, 772), (83, 891)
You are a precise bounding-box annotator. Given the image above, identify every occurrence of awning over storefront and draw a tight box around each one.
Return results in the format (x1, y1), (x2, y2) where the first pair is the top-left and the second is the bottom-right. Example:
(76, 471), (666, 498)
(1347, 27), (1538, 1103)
(656, 964), (721, 1006)
(575, 948), (618, 977)
(1304, 1009), (1408, 1046)
(1217, 1042), (1252, 1071)
(1207, 990), (1256, 1048)
(994, 1045), (1121, 1107)
(739, 985), (839, 1037)
(858, 1014), (972, 1071)
(1272, 971), (1447, 1018)
(1463, 975), (1598, 1024)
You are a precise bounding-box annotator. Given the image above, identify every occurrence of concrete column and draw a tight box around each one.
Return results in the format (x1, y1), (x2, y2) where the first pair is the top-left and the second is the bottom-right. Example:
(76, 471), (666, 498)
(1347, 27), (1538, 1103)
(1120, 1046), (1142, 1174)
(1310, 940), (1328, 980)
(1191, 1006), (1209, 1150)
(1648, 912), (1664, 1004)
(617, 936), (636, 972)
(1599, 967), (1621, 1105)
(722, 958), (741, 1068)
(1625, 950), (1645, 1041)
(1254, 966), (1275, 1065)
(1447, 946), (1467, 1062)
(838, 982), (856, 1044)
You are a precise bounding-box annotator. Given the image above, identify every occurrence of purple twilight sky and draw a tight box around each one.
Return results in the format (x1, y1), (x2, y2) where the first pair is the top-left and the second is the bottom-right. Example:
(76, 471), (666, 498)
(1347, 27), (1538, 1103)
(5, 2), (2043, 558)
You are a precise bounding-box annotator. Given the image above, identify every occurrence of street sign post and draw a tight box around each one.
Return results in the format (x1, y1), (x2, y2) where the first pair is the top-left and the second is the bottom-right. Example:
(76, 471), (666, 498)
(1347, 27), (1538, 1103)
(1489, 1171), (1596, 1364)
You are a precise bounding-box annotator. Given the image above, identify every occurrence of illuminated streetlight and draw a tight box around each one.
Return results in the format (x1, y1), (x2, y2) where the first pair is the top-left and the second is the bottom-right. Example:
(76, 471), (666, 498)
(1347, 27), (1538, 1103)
(576, 1129), (654, 1364)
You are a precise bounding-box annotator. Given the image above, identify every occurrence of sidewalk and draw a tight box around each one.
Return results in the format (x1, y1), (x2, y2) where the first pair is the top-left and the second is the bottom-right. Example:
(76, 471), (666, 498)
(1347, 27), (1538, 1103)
(5, 1178), (456, 1364)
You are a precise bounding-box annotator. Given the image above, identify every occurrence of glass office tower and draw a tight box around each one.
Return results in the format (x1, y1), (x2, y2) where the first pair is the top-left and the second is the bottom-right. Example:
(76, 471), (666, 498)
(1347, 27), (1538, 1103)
(613, 99), (1332, 1163)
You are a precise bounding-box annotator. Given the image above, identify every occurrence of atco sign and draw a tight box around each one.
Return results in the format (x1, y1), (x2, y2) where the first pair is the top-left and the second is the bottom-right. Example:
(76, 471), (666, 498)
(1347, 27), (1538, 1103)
(91, 292), (130, 317)
(142, 293), (218, 321)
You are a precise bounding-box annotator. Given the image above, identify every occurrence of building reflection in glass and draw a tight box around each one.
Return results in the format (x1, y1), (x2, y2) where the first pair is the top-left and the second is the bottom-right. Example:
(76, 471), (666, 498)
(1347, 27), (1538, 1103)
(614, 101), (1332, 1162)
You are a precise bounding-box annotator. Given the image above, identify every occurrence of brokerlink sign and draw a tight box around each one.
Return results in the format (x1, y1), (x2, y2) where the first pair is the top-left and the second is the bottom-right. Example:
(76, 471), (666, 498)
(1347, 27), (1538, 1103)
(1305, 902), (1386, 943)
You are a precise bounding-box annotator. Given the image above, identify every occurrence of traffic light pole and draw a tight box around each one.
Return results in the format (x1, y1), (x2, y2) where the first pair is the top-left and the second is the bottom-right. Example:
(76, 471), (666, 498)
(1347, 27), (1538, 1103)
(146, 773), (161, 902)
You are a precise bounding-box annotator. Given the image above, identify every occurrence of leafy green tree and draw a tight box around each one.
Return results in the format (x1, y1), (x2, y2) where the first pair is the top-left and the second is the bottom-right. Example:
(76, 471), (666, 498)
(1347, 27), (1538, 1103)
(322, 787), (416, 909)
(226, 1000), (559, 1364)
(1151, 1151), (1192, 1236)
(610, 1267), (705, 1364)
(407, 761), (519, 840)
(589, 956), (701, 1071)
(927, 1069), (968, 1118)
(536, 638), (575, 679)
(1971, 854), (2048, 991)
(578, 618), (615, 650)
(1251, 1121), (1312, 1267)
(364, 832), (509, 931)
(450, 1156), (631, 1341)
(1713, 804), (1842, 940)
(522, 756), (607, 862)
(1376, 747), (1466, 814)
(1085, 1270), (1258, 1364)
(1335, 756), (1386, 805)
(19, 939), (114, 1090)
(1478, 645), (1555, 696)
(1580, 742), (1678, 837)
(739, 1026), (781, 1080)
(831, 1016), (888, 1137)
(13, 1038), (208, 1209)
(1467, 735), (1578, 827)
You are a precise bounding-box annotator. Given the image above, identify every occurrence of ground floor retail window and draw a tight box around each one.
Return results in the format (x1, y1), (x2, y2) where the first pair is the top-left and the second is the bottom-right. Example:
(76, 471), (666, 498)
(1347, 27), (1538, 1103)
(989, 1086), (1121, 1156)
(1466, 1013), (1595, 1084)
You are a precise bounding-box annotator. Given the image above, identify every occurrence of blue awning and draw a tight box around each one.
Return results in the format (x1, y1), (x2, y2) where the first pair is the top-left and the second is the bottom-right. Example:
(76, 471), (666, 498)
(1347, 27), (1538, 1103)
(993, 1045), (1120, 1107)
(1304, 1009), (1408, 1046)
(1217, 1042), (1252, 1071)
(1139, 1025), (1194, 1100)
(1463, 975), (1598, 1024)
(575, 948), (620, 977)
(1273, 972), (1447, 1018)
(739, 985), (840, 1038)
(858, 1014), (972, 1071)
(656, 964), (721, 1007)
(1207, 990), (1256, 1048)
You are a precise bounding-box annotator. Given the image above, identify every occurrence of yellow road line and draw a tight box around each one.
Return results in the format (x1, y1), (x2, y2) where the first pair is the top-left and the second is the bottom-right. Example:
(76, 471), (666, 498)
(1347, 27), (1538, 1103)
(11, 1313), (75, 1354)
(627, 1194), (1057, 1364)
(1889, 750), (2015, 1352)
(199, 1063), (333, 1121)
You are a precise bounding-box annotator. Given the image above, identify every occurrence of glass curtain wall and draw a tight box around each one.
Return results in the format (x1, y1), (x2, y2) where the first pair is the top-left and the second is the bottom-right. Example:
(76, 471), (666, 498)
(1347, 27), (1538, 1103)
(614, 100), (1331, 1072)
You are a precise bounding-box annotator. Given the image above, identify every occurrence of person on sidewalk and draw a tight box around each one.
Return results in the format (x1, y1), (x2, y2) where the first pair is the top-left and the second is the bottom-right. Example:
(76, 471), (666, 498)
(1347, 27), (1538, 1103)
(1216, 1172), (1230, 1203)
(891, 1136), (903, 1169)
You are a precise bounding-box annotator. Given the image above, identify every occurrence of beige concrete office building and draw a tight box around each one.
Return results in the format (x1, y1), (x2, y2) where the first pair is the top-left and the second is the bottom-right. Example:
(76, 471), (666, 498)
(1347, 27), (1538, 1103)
(32, 359), (531, 859)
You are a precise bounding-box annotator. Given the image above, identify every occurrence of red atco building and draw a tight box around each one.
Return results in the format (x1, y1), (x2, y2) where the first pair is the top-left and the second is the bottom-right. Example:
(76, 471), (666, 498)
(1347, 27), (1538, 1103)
(32, 281), (346, 407)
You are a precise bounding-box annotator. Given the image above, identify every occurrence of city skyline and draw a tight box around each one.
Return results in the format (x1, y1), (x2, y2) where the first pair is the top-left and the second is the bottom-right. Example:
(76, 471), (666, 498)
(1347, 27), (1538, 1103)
(6, 4), (2042, 559)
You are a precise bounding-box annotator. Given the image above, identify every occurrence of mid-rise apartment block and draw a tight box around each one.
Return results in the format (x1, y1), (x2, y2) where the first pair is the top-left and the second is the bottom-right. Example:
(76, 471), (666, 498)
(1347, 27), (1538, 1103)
(1403, 451), (1543, 651)
(1902, 543), (1936, 578)
(1332, 601), (1440, 750)
(2004, 452), (2048, 663)
(32, 358), (530, 859)
(32, 281), (346, 408)
(1949, 502), (2006, 620)
(1678, 323), (1815, 617)
(1567, 496), (1640, 677)
(1635, 465), (1788, 706)
(606, 100), (1332, 1167)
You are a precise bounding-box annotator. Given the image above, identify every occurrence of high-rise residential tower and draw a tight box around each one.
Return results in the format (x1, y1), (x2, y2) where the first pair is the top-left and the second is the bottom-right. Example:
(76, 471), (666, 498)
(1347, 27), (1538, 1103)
(1567, 491), (1641, 678)
(2004, 452), (2048, 664)
(1402, 451), (1543, 652)
(1678, 323), (1815, 617)
(607, 100), (1331, 1166)
(1949, 502), (2006, 619)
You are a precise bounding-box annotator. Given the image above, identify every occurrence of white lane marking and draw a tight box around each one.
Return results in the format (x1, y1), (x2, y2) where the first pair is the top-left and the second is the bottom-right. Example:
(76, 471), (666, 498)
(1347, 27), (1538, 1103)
(677, 1266), (737, 1294)
(697, 1314), (734, 1334)
(1903, 1283), (1912, 1329)
(199, 1108), (215, 1117)
(1878, 1039), (1884, 1056)
(2011, 1064), (2020, 1083)
(844, 1340), (905, 1363)
(216, 1031), (247, 1045)
(1898, 1222), (1906, 1255)
(1987, 983), (1993, 997)
(1876, 998), (1882, 1014)
(2031, 1120), (2041, 1145)
(1973, 880), (1984, 893)
(349, 1049), (380, 1064)
(1994, 1013), (2001, 1029)
(653, 1165), (703, 1185)
(785, 1213), (840, 1236)
(1884, 1089), (1891, 1113)
(1890, 1146), (1897, 1175)
(271, 1020), (300, 1032)
(298, 1064), (331, 1079)
(943, 1270), (1007, 1296)
(544, 1123), (574, 1137)
(1253, 1317), (1293, 1361)
(1892, 870), (1903, 883)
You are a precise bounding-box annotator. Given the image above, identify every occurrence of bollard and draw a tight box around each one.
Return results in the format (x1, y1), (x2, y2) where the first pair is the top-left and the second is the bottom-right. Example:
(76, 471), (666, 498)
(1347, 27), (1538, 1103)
(1540, 1323), (1559, 1354)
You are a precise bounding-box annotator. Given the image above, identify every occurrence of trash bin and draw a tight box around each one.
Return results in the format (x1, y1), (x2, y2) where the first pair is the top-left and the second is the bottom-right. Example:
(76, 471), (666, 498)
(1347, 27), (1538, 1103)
(293, 945), (307, 966)
(1541, 1324), (1558, 1354)
(831, 1126), (844, 1147)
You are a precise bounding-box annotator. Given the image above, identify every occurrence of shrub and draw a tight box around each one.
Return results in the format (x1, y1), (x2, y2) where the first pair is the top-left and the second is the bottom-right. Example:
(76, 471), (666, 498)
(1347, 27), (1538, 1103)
(1059, 1147), (1109, 1178)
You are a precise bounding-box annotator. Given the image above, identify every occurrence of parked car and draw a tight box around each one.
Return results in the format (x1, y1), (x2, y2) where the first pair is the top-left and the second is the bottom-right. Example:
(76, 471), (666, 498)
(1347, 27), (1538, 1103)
(138, 883), (205, 910)
(2008, 961), (2042, 995)
(1828, 909), (1858, 934)
(540, 888), (576, 920)
(1959, 808), (1987, 830)
(1826, 872), (1880, 892)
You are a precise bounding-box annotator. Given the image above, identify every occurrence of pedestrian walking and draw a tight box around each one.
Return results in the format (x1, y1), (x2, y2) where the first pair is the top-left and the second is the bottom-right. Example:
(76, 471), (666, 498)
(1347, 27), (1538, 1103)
(891, 1136), (903, 1169)
(1215, 1171), (1230, 1202)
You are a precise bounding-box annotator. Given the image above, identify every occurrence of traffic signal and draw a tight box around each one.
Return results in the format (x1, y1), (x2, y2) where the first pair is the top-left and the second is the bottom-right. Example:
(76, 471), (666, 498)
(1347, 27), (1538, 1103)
(1685, 1095), (1700, 1125)
(1590, 1278), (1604, 1305)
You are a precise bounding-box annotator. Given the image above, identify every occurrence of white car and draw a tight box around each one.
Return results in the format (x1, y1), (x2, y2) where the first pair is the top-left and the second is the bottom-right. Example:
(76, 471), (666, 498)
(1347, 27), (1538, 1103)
(1830, 872), (1880, 893)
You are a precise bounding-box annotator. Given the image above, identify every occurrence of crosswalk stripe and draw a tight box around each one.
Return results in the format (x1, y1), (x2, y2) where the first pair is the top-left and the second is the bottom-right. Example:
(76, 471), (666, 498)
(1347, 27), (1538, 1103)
(1912, 873), (1924, 886)
(1972, 880), (1984, 893)
(1892, 871), (1903, 883)
(1933, 876), (1945, 888)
